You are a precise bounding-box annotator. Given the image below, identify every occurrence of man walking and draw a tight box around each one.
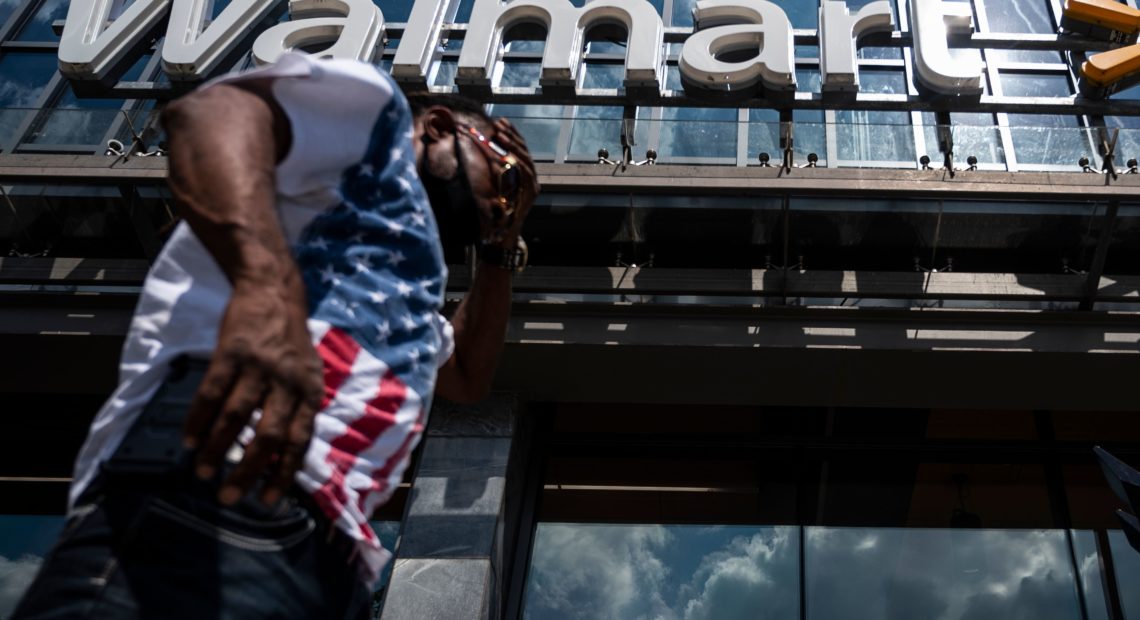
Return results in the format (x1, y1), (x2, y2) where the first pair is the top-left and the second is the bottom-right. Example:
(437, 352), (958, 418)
(13, 51), (536, 619)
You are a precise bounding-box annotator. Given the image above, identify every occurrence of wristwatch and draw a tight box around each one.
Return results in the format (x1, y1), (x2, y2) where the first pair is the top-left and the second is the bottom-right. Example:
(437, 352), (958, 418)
(479, 238), (528, 273)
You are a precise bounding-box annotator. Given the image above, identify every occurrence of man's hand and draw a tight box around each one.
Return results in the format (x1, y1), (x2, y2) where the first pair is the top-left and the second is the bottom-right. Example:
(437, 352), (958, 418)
(489, 118), (539, 246)
(164, 81), (317, 506)
(182, 276), (323, 506)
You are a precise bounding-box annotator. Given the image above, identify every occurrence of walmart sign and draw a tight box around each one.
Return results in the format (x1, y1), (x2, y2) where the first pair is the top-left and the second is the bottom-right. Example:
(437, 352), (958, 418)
(55, 0), (1140, 99)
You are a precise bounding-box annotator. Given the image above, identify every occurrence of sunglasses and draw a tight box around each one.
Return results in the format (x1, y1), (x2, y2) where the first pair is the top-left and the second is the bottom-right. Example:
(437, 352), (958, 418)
(457, 124), (521, 221)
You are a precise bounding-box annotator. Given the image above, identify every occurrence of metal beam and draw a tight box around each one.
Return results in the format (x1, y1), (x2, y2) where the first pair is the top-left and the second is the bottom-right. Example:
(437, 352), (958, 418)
(7, 156), (1140, 201)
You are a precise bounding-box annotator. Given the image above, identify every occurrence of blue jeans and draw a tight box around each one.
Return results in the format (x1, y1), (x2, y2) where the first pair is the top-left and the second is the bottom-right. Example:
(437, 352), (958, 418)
(11, 357), (373, 620)
(11, 474), (373, 620)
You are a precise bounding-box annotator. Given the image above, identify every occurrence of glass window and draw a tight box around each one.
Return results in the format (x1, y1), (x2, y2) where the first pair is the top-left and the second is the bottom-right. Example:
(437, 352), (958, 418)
(14, 0), (66, 41)
(581, 62), (623, 89)
(1109, 530), (1140, 618)
(499, 61), (541, 88)
(23, 54), (151, 147)
(0, 52), (58, 149)
(982, 0), (1055, 34)
(748, 108), (780, 164)
(806, 527), (1083, 620)
(1, 0), (21, 28)
(1071, 530), (1111, 620)
(487, 103), (563, 159)
(431, 59), (457, 87)
(987, 49), (1063, 64)
(658, 106), (736, 160)
(836, 70), (913, 164)
(921, 112), (1006, 166)
(672, 0), (815, 29)
(373, 0), (415, 23)
(0, 514), (65, 618)
(568, 106), (649, 161)
(1002, 73), (1091, 167)
(523, 524), (800, 620)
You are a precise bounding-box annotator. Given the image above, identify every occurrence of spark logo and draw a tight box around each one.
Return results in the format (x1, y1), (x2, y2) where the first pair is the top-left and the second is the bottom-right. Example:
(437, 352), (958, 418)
(1062, 0), (1140, 97)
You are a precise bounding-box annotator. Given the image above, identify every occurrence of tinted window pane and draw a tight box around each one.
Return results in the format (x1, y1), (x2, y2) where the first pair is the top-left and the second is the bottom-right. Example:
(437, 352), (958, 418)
(1109, 530), (1140, 618)
(921, 112), (1006, 166)
(673, 0), (815, 28)
(500, 61), (540, 88)
(568, 106), (648, 160)
(373, 0), (414, 22)
(849, 0), (901, 59)
(0, 515), (65, 618)
(0, 0), (19, 27)
(488, 103), (563, 158)
(1071, 530), (1111, 620)
(1003, 74), (1090, 166)
(0, 52), (57, 147)
(836, 110), (914, 162)
(806, 528), (1082, 620)
(523, 524), (799, 620)
(658, 107), (736, 160)
(14, 0), (66, 41)
(581, 63), (623, 89)
(983, 0), (1055, 33)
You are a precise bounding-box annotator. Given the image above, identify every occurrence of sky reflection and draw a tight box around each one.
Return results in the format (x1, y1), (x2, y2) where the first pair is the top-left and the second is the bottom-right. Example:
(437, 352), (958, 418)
(524, 524), (1091, 620)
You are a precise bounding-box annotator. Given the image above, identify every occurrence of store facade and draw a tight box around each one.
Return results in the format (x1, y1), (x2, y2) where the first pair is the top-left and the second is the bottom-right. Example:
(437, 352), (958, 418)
(1, 0), (1140, 618)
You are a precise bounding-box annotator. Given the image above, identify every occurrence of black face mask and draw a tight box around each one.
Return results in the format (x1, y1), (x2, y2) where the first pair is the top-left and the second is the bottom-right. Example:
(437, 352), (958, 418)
(420, 133), (480, 252)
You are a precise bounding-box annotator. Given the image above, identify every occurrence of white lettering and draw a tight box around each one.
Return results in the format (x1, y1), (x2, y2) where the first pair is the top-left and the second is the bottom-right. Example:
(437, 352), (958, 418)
(59, 0), (170, 79)
(163, 0), (280, 78)
(457, 0), (664, 93)
(909, 0), (983, 95)
(252, 0), (383, 66)
(819, 0), (894, 92)
(678, 0), (795, 92)
(391, 0), (447, 84)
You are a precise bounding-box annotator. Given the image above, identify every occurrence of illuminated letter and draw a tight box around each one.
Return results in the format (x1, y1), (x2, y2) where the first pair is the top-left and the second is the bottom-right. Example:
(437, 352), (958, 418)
(251, 0), (383, 66)
(59, 0), (170, 79)
(457, 0), (664, 93)
(909, 0), (983, 95)
(678, 0), (795, 91)
(819, 0), (894, 92)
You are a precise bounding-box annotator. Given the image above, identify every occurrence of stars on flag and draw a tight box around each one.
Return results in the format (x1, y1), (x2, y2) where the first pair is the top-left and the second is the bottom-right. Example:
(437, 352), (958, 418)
(352, 254), (374, 273)
(376, 320), (391, 340)
(349, 231), (366, 244)
(319, 264), (339, 284)
(386, 220), (404, 237)
(396, 281), (414, 297)
(357, 163), (374, 177)
(401, 315), (417, 331)
(388, 250), (407, 266)
(369, 290), (389, 305)
(309, 236), (329, 251)
(410, 211), (427, 227)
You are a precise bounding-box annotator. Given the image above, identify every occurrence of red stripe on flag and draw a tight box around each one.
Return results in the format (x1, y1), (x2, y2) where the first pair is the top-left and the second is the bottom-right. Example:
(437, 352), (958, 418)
(358, 408), (426, 515)
(317, 328), (361, 409)
(313, 364), (411, 533)
(329, 371), (405, 454)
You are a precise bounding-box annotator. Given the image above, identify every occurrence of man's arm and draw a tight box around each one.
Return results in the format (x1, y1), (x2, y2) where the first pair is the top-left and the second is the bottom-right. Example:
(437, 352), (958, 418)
(435, 119), (538, 403)
(162, 82), (323, 507)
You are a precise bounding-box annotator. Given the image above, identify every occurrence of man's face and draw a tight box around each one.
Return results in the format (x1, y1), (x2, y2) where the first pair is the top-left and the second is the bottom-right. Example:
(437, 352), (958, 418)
(411, 108), (506, 245)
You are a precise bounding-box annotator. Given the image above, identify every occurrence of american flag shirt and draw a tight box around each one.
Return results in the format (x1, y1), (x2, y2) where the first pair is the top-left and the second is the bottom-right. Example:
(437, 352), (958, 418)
(68, 53), (453, 584)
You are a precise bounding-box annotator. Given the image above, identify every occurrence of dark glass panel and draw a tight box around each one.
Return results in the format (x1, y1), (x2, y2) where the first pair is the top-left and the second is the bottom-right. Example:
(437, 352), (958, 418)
(373, 0), (415, 22)
(0, 52), (57, 147)
(0, 514), (66, 618)
(1109, 531), (1140, 618)
(787, 197), (1102, 273)
(487, 103), (563, 158)
(14, 0), (66, 41)
(1071, 530), (1112, 620)
(1002, 74), (1091, 167)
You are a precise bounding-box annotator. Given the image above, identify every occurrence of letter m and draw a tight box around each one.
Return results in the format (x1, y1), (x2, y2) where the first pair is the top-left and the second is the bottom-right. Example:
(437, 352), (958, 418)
(457, 0), (664, 95)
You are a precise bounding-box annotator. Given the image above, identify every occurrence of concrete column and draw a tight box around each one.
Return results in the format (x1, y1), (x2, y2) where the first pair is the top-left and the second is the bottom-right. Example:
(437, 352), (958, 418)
(379, 394), (528, 620)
